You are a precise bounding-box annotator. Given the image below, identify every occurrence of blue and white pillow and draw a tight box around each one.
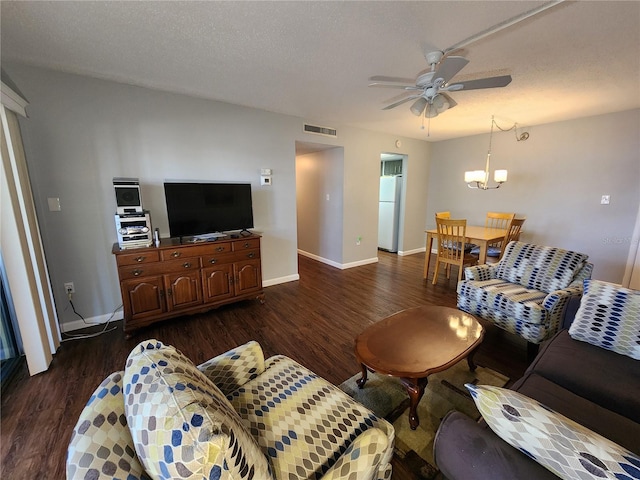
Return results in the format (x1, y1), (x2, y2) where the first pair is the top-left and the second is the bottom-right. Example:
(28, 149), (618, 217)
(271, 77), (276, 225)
(569, 279), (640, 360)
(466, 384), (640, 480)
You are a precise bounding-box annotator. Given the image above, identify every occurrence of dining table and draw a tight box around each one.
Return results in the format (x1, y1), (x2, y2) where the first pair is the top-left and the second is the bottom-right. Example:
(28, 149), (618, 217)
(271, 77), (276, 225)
(423, 225), (507, 279)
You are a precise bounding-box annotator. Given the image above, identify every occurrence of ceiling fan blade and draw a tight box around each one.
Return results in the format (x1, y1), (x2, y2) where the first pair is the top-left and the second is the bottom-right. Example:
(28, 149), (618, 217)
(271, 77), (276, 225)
(382, 95), (420, 110)
(447, 75), (512, 91)
(369, 75), (416, 84)
(433, 56), (469, 84)
(368, 83), (420, 90)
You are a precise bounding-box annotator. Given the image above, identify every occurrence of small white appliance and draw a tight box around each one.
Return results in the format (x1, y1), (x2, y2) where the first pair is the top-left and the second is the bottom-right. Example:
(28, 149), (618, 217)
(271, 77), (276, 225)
(378, 175), (402, 252)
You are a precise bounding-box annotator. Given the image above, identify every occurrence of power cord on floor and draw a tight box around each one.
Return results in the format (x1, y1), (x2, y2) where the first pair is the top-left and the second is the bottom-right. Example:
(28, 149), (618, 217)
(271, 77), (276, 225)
(61, 299), (122, 341)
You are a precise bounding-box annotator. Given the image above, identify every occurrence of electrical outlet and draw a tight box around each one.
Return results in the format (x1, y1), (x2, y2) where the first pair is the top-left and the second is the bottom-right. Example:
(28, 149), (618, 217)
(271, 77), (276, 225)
(601, 195), (610, 205)
(356, 236), (362, 246)
(64, 282), (75, 294)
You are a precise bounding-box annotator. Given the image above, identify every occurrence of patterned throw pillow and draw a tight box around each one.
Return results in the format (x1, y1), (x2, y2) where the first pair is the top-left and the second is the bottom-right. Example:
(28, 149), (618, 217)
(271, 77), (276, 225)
(124, 339), (272, 480)
(466, 384), (640, 480)
(569, 279), (640, 360)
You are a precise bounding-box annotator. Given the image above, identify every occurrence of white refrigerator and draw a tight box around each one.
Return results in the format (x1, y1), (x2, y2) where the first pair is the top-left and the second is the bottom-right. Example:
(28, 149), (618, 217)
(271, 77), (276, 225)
(378, 176), (402, 252)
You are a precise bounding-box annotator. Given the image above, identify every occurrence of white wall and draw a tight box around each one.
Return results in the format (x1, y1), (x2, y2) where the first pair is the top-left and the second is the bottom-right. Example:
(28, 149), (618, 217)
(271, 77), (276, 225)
(5, 63), (432, 330)
(427, 109), (640, 282)
(296, 148), (344, 264)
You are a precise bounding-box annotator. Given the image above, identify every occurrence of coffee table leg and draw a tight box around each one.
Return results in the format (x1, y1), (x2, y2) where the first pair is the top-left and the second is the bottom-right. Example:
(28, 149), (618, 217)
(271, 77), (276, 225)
(467, 344), (481, 372)
(356, 364), (368, 389)
(401, 378), (428, 430)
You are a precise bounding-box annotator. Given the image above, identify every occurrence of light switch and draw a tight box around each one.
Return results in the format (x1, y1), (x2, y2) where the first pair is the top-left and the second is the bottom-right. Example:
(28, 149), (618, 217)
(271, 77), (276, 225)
(601, 195), (610, 205)
(47, 197), (61, 211)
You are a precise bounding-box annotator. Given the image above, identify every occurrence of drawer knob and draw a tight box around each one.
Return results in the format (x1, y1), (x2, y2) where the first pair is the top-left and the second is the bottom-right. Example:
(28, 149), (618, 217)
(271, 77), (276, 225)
(183, 262), (192, 268)
(216, 246), (225, 252)
(132, 269), (143, 277)
(244, 242), (250, 248)
(247, 252), (255, 259)
(209, 259), (217, 264)
(135, 256), (145, 262)
(171, 251), (181, 258)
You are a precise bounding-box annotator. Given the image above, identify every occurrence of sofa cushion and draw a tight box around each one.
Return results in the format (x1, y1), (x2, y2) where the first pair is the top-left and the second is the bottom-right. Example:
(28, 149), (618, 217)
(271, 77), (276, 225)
(227, 354), (395, 479)
(458, 278), (548, 325)
(512, 371), (640, 454)
(569, 279), (640, 360)
(496, 242), (588, 294)
(124, 339), (272, 480)
(528, 330), (640, 423)
(466, 384), (640, 480)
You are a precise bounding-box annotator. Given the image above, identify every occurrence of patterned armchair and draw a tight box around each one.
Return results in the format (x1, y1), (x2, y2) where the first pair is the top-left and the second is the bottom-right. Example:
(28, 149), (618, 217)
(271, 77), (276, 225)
(67, 340), (394, 480)
(457, 241), (593, 347)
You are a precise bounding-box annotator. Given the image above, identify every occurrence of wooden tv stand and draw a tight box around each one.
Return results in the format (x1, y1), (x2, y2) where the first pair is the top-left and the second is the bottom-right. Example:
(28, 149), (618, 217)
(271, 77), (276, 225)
(112, 233), (264, 336)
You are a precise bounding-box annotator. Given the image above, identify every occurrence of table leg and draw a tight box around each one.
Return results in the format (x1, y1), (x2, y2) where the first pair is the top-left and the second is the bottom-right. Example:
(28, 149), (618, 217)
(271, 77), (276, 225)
(356, 364), (368, 389)
(467, 344), (481, 372)
(477, 240), (488, 264)
(401, 377), (428, 430)
(423, 233), (433, 280)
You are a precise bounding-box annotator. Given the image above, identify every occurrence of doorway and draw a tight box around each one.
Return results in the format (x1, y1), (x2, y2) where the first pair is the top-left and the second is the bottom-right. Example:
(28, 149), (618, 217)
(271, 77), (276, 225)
(378, 153), (407, 253)
(294, 141), (345, 267)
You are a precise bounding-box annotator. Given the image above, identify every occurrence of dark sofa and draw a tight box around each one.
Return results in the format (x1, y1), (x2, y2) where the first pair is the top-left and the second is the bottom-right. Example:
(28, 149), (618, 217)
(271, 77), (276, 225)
(433, 295), (640, 479)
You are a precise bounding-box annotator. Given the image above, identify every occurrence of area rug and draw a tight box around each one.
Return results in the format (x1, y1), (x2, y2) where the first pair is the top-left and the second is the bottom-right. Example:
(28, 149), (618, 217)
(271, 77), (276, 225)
(339, 360), (509, 479)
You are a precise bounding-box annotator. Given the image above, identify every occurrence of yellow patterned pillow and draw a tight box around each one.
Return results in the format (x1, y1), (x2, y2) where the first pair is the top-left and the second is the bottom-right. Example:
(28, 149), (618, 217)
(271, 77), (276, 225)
(124, 339), (272, 480)
(466, 384), (640, 480)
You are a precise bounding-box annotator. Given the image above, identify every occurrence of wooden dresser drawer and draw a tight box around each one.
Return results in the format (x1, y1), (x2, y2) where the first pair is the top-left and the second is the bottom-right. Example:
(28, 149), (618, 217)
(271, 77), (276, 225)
(161, 243), (231, 261)
(116, 250), (160, 267)
(202, 249), (259, 266)
(232, 238), (260, 251)
(118, 257), (200, 280)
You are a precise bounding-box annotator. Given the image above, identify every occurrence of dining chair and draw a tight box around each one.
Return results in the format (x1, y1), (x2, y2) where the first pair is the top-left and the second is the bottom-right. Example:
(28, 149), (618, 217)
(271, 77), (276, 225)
(485, 211), (515, 230)
(472, 216), (526, 262)
(498, 218), (526, 260)
(432, 217), (478, 285)
(435, 211), (451, 219)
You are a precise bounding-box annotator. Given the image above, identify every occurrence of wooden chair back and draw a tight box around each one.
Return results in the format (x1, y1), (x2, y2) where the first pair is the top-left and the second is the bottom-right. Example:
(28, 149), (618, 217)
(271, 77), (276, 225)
(485, 212), (515, 231)
(432, 217), (476, 285)
(498, 218), (526, 260)
(435, 211), (451, 219)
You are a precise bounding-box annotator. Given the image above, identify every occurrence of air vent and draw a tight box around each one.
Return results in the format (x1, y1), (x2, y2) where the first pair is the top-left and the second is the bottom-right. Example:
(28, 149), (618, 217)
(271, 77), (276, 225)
(303, 123), (337, 138)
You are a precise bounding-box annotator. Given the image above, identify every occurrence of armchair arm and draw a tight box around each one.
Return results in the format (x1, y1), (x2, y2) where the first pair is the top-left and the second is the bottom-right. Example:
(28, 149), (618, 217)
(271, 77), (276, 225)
(197, 340), (265, 395)
(543, 283), (585, 335)
(464, 263), (497, 281)
(319, 428), (390, 480)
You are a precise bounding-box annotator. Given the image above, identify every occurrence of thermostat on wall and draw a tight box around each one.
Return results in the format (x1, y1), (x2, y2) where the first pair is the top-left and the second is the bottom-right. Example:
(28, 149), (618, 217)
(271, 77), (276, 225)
(261, 168), (272, 185)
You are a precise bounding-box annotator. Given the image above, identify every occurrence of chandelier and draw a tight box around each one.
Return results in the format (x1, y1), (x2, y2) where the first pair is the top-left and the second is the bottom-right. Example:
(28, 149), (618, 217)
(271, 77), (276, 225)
(465, 116), (528, 190)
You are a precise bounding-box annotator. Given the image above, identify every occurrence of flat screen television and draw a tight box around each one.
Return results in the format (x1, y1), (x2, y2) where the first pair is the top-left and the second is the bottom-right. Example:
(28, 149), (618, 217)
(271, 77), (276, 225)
(164, 182), (254, 239)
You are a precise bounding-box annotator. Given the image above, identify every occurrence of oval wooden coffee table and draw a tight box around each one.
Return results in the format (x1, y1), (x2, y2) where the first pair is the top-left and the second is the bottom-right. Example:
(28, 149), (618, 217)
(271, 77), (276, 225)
(354, 305), (484, 430)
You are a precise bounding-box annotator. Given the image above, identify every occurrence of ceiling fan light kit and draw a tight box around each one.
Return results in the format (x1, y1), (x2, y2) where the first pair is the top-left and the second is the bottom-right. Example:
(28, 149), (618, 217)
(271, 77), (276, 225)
(465, 116), (528, 191)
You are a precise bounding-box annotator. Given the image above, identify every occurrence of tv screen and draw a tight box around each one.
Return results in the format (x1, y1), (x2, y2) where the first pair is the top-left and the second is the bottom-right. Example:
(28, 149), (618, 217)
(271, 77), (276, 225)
(164, 182), (254, 239)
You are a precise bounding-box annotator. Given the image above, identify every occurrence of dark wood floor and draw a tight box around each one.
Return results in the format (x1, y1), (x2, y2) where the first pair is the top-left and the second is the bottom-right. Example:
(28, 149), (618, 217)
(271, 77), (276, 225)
(0, 251), (530, 479)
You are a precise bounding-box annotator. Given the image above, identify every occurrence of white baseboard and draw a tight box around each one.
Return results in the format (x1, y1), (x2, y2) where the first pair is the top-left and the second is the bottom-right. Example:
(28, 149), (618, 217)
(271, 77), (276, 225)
(61, 310), (124, 333)
(398, 247), (426, 256)
(263, 274), (299, 287)
(298, 249), (378, 270)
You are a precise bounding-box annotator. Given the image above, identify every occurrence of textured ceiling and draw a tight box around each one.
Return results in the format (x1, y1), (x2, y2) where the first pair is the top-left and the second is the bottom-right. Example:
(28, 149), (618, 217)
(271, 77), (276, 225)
(1, 1), (639, 141)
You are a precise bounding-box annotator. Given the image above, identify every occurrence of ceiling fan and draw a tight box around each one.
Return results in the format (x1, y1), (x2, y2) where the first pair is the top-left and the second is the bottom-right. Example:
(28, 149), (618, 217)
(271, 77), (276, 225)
(368, 1), (566, 119)
(369, 50), (512, 118)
